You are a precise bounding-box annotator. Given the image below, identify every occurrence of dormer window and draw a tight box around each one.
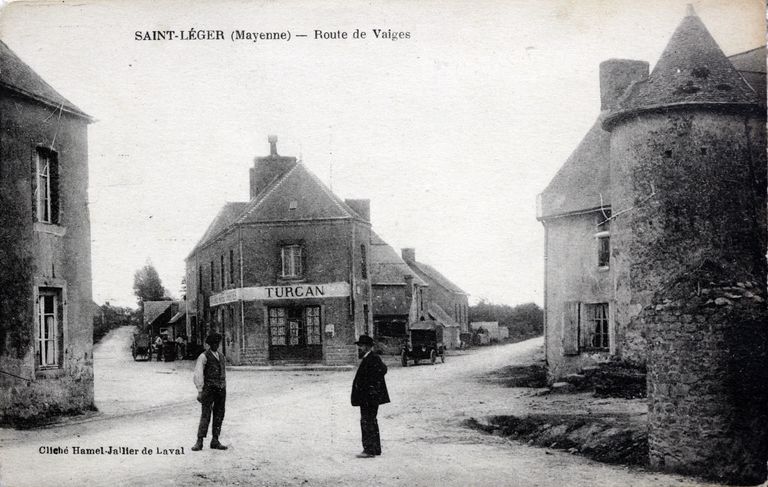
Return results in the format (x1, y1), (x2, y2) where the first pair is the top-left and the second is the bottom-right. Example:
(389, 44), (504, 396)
(289, 200), (298, 210)
(281, 244), (303, 278)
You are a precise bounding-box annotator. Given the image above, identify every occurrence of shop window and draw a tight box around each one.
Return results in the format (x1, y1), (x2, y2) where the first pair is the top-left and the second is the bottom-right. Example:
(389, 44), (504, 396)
(34, 147), (59, 224)
(562, 301), (611, 354)
(37, 289), (62, 368)
(306, 306), (321, 345)
(281, 244), (303, 278)
(269, 307), (286, 346)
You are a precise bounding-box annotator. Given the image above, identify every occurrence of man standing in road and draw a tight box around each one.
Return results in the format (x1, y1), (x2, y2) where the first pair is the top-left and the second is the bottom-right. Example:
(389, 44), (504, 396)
(191, 333), (228, 451)
(351, 335), (390, 458)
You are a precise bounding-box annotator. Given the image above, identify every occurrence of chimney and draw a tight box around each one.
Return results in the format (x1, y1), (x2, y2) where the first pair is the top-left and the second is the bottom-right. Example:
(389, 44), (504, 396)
(599, 59), (649, 111)
(401, 248), (415, 264)
(345, 199), (370, 222)
(249, 135), (297, 199)
(404, 274), (414, 298)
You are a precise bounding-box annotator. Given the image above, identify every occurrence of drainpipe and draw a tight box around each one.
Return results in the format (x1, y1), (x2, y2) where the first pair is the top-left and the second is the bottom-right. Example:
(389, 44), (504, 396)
(239, 225), (245, 354)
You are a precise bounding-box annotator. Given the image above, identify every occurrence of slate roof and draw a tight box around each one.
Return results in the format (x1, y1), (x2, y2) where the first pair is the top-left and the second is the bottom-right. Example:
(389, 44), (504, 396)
(143, 301), (173, 327)
(727, 47), (766, 102)
(370, 231), (427, 286)
(605, 8), (761, 128)
(425, 302), (460, 328)
(0, 40), (90, 120)
(537, 117), (611, 220)
(189, 161), (368, 257)
(406, 260), (467, 295)
(539, 11), (765, 220)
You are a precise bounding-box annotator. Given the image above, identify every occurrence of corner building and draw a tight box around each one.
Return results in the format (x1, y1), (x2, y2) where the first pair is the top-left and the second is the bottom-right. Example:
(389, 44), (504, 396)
(0, 41), (94, 423)
(185, 137), (372, 365)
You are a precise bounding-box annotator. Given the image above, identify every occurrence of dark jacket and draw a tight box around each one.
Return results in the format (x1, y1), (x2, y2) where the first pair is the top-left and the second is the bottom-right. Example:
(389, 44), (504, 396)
(351, 352), (390, 407)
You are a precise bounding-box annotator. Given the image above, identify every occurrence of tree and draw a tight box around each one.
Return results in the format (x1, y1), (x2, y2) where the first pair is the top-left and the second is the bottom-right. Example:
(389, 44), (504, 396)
(132, 262), (169, 304)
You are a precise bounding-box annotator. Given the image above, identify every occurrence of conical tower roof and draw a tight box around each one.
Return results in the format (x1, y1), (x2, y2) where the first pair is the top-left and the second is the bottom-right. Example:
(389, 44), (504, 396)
(604, 6), (761, 128)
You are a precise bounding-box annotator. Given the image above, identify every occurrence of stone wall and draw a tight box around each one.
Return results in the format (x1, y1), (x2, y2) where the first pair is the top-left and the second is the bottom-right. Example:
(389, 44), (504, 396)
(609, 109), (767, 484)
(0, 95), (94, 424)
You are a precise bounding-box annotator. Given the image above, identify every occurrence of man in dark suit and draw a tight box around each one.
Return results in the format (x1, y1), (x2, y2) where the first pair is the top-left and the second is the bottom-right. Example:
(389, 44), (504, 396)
(351, 334), (390, 458)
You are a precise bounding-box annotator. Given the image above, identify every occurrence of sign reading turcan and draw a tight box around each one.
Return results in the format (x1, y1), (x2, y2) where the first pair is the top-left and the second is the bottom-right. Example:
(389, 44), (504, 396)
(210, 282), (350, 306)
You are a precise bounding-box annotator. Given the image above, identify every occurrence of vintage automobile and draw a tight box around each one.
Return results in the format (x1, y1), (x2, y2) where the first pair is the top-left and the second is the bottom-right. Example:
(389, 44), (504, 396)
(401, 320), (445, 366)
(131, 333), (152, 361)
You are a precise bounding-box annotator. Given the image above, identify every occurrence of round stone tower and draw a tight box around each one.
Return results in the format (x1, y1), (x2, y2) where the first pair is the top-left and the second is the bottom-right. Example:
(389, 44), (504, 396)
(603, 6), (767, 484)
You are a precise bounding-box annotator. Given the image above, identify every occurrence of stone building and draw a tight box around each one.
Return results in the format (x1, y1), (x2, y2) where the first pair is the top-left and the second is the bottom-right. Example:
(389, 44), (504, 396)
(538, 8), (766, 483)
(401, 248), (469, 337)
(0, 41), (94, 424)
(369, 231), (426, 352)
(185, 137), (372, 365)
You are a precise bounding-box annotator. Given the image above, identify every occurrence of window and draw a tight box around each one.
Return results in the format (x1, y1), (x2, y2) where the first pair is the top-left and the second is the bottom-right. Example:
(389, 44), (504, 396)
(269, 307), (287, 346)
(360, 244), (367, 279)
(220, 255), (225, 289)
(37, 289), (61, 368)
(596, 210), (611, 268)
(34, 148), (59, 224)
(281, 244), (303, 278)
(306, 306), (321, 345)
(229, 249), (235, 284)
(585, 303), (610, 350)
(210, 261), (215, 290)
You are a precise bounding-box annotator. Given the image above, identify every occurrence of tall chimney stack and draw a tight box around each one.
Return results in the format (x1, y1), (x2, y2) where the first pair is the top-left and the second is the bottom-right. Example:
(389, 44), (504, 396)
(249, 135), (297, 199)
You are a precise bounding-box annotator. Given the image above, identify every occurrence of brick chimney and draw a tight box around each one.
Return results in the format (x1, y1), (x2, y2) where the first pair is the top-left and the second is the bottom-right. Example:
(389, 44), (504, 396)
(401, 248), (415, 264)
(344, 199), (370, 222)
(599, 59), (649, 111)
(404, 274), (414, 298)
(249, 135), (297, 199)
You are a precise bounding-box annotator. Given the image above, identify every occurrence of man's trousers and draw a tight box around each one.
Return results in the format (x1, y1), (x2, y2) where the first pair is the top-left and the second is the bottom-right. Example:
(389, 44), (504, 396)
(197, 386), (226, 440)
(360, 404), (381, 455)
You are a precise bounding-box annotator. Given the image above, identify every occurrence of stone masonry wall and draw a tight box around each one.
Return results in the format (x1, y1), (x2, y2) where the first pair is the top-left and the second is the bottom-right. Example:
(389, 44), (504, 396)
(609, 109), (767, 484)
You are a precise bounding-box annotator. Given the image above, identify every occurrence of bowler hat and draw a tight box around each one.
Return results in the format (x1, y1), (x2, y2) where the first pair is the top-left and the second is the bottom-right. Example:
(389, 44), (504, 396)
(354, 335), (374, 346)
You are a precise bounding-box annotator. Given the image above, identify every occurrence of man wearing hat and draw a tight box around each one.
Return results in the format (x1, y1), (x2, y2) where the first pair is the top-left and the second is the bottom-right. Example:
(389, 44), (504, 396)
(351, 334), (390, 458)
(191, 333), (228, 451)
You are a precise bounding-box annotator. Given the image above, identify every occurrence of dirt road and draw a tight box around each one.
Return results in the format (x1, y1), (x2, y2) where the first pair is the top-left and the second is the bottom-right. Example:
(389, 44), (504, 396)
(0, 327), (723, 486)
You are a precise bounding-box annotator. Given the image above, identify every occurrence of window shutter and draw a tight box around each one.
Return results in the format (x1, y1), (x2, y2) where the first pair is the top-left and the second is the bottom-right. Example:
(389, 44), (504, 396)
(31, 153), (38, 222)
(50, 154), (60, 223)
(300, 245), (307, 277)
(562, 301), (580, 355)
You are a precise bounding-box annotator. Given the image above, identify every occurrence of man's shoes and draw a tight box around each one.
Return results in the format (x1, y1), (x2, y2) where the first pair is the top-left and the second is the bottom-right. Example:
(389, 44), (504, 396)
(356, 452), (376, 458)
(210, 439), (228, 450)
(191, 439), (203, 451)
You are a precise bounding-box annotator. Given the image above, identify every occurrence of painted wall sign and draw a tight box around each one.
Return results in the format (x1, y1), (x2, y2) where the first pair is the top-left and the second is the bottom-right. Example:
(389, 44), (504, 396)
(210, 282), (350, 306)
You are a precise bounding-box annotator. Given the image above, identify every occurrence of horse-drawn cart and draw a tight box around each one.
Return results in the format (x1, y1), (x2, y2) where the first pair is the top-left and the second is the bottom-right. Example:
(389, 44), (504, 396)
(131, 333), (152, 361)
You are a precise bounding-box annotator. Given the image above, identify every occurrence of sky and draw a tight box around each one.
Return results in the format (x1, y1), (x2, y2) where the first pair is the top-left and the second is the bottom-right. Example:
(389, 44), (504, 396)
(0, 0), (763, 307)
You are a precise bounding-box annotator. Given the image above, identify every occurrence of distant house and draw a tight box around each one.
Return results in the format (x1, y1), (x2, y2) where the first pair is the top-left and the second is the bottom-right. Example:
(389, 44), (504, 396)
(401, 248), (469, 337)
(369, 231), (426, 352)
(0, 40), (94, 423)
(143, 300), (184, 339)
(471, 321), (500, 343)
